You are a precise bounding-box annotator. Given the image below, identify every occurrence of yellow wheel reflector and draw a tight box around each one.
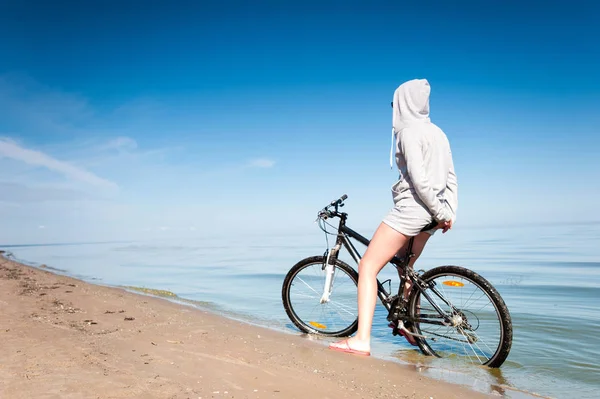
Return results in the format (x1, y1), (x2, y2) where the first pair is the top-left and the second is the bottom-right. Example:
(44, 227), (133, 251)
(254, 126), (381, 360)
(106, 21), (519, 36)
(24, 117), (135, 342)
(443, 280), (465, 287)
(309, 321), (327, 329)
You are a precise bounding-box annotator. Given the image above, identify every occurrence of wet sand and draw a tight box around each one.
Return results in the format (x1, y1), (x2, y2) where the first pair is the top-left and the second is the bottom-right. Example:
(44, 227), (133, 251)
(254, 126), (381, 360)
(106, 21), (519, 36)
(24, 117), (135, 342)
(0, 256), (490, 399)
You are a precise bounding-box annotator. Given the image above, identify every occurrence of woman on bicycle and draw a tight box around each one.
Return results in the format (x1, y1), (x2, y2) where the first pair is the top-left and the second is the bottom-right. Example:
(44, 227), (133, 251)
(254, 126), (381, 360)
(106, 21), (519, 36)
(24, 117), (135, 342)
(329, 78), (458, 355)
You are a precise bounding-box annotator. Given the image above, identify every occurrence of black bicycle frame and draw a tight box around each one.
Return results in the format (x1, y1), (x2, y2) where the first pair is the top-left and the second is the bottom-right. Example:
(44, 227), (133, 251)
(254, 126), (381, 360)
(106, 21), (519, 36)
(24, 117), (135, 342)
(327, 213), (454, 326)
(326, 214), (411, 311)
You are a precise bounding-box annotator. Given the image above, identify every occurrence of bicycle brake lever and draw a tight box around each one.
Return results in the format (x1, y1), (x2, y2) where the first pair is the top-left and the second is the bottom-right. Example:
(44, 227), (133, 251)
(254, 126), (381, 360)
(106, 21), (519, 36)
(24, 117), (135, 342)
(316, 211), (328, 221)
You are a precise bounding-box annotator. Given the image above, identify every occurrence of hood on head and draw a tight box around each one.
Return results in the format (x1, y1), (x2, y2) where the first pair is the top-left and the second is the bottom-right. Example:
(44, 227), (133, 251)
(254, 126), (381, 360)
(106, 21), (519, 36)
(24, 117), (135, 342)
(389, 78), (432, 168)
(392, 78), (431, 133)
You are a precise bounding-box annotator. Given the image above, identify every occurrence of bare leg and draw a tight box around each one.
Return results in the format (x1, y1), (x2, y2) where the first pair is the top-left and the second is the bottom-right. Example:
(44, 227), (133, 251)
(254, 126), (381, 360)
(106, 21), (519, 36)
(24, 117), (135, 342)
(329, 222), (410, 354)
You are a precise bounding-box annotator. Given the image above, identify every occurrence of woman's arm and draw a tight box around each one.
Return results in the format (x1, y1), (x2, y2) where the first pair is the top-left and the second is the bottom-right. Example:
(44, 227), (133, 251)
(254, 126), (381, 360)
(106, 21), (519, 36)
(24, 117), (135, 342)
(399, 129), (452, 222)
(445, 156), (458, 222)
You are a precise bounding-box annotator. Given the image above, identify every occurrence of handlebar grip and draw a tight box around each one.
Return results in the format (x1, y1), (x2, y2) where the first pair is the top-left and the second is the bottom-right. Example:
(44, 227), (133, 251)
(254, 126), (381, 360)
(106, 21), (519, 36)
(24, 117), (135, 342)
(327, 194), (348, 208)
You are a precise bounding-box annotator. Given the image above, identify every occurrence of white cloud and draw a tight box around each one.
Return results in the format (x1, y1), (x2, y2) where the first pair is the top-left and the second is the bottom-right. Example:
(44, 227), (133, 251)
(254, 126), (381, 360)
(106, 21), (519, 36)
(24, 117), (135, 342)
(0, 138), (118, 190)
(247, 158), (275, 168)
(102, 136), (138, 152)
(0, 181), (93, 203)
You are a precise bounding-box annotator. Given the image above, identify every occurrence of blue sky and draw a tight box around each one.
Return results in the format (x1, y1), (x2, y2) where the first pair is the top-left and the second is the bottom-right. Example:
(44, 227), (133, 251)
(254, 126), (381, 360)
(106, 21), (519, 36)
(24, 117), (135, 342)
(0, 0), (598, 244)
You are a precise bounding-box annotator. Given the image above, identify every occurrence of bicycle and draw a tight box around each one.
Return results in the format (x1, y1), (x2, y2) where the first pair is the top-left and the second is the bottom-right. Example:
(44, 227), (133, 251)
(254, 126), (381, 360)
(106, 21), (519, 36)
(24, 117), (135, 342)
(281, 194), (513, 368)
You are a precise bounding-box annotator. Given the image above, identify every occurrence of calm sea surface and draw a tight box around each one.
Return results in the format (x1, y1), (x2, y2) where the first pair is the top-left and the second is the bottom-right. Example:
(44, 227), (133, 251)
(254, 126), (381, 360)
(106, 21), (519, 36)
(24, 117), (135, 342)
(2, 223), (599, 399)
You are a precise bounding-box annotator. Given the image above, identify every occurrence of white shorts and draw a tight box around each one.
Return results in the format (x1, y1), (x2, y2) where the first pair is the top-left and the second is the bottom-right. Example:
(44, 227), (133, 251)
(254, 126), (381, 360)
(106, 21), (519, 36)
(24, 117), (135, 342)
(382, 180), (449, 237)
(382, 202), (438, 237)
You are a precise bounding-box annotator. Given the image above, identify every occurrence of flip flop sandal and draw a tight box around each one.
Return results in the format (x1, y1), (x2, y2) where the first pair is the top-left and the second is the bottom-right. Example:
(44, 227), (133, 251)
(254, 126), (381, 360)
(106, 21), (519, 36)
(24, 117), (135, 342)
(328, 340), (370, 356)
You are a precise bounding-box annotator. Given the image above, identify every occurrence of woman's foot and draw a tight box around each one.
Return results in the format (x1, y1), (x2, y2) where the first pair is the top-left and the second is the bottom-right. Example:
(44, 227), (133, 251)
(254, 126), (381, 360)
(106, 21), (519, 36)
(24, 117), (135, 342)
(329, 337), (370, 356)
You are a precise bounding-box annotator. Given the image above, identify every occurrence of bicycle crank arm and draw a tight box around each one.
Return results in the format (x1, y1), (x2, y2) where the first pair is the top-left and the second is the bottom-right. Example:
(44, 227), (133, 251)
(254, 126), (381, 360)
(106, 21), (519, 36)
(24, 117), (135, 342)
(398, 325), (427, 339)
(393, 320), (428, 339)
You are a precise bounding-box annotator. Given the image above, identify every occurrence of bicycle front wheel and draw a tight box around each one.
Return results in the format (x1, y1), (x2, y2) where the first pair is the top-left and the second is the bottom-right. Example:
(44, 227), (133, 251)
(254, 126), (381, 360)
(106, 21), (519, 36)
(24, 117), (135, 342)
(282, 256), (358, 337)
(407, 265), (513, 368)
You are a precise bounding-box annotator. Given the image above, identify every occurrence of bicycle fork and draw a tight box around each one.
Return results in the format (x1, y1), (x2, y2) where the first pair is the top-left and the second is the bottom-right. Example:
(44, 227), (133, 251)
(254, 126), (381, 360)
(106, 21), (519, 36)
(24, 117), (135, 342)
(320, 243), (341, 303)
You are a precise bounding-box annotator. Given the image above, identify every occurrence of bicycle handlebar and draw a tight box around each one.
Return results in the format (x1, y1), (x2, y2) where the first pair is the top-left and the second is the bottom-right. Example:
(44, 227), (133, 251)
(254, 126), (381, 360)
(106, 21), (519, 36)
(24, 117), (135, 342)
(329, 194), (348, 207)
(318, 194), (348, 220)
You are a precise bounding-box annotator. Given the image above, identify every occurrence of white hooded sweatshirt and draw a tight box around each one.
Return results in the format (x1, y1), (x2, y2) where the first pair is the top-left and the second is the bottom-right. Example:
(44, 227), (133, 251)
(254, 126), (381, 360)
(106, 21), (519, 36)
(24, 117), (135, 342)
(390, 79), (458, 223)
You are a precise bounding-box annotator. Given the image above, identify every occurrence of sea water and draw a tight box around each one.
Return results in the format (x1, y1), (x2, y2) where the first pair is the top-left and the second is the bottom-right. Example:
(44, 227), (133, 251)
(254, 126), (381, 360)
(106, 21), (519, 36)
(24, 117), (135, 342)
(2, 222), (599, 399)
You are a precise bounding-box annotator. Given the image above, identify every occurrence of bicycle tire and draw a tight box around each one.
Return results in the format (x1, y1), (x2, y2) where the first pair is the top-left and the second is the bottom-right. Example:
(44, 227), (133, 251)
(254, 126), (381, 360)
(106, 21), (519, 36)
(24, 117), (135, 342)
(407, 265), (513, 368)
(282, 256), (359, 337)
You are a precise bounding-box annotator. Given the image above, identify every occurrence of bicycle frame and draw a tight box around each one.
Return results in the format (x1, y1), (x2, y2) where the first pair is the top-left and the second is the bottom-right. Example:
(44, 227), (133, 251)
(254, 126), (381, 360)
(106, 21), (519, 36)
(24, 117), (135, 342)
(322, 213), (455, 328)
(323, 213), (410, 312)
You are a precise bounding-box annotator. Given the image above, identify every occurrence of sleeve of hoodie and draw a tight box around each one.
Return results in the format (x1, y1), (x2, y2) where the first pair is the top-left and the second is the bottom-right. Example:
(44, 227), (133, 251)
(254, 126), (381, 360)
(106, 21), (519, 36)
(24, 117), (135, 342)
(445, 153), (458, 222)
(398, 128), (452, 222)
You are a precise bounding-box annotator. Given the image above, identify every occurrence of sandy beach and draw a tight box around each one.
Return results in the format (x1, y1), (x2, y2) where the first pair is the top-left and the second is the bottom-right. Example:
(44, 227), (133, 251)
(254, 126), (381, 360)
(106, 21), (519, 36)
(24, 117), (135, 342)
(0, 255), (491, 399)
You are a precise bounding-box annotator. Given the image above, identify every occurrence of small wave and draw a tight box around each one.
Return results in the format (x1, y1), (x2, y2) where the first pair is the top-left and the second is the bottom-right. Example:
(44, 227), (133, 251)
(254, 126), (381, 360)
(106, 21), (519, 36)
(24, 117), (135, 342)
(122, 286), (178, 298)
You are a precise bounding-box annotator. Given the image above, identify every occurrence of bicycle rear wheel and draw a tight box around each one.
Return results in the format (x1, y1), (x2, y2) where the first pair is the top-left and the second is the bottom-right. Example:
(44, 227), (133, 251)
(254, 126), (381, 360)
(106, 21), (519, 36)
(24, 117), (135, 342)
(407, 265), (512, 368)
(282, 256), (358, 337)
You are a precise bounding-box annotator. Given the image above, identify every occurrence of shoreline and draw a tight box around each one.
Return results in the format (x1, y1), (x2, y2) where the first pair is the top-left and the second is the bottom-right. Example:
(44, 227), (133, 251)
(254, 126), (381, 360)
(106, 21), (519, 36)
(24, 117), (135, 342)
(1, 254), (500, 398)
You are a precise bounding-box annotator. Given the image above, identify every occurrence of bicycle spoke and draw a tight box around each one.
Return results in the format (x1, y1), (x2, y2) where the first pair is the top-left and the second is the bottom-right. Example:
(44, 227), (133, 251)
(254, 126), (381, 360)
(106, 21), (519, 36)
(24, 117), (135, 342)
(461, 285), (479, 309)
(456, 328), (483, 363)
(474, 300), (493, 313)
(462, 290), (486, 309)
(327, 299), (356, 316)
(469, 329), (497, 356)
(293, 292), (320, 300)
(296, 276), (322, 296)
(325, 302), (356, 321)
